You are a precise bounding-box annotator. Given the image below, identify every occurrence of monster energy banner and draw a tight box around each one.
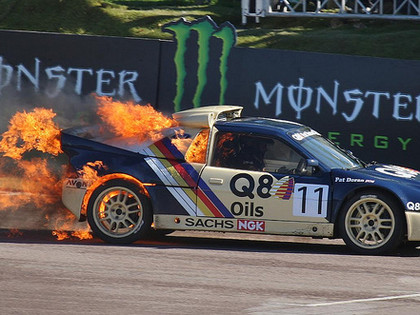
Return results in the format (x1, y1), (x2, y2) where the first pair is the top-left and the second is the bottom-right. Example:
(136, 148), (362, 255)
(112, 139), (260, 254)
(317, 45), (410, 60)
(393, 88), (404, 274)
(157, 17), (420, 169)
(1, 17), (420, 168)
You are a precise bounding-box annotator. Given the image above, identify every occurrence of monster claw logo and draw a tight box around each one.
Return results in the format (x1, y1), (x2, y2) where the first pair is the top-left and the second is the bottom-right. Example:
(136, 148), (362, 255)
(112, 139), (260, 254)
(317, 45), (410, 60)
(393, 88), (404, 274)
(162, 16), (236, 111)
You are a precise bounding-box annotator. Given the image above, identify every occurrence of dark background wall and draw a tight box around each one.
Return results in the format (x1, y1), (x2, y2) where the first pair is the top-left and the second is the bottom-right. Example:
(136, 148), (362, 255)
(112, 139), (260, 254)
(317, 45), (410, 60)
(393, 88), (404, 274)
(0, 29), (419, 168)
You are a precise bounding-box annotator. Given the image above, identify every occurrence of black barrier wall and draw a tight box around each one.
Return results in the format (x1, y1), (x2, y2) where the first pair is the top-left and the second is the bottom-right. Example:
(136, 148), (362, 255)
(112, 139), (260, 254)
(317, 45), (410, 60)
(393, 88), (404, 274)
(0, 24), (420, 169)
(0, 30), (160, 127)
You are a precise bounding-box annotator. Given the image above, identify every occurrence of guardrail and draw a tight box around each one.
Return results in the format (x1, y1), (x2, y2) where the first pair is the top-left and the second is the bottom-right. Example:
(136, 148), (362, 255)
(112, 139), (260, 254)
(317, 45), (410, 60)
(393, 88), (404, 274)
(242, 0), (420, 24)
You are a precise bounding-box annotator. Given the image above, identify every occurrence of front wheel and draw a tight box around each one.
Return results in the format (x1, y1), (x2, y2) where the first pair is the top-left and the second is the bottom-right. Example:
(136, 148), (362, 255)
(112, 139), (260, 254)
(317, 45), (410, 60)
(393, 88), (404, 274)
(338, 192), (404, 254)
(87, 179), (152, 244)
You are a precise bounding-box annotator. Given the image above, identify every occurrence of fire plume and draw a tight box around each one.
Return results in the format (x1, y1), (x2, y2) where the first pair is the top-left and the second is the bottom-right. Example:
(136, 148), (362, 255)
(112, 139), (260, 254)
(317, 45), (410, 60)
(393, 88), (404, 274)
(77, 161), (106, 184)
(0, 107), (90, 241)
(0, 108), (62, 160)
(185, 129), (209, 163)
(0, 97), (211, 242)
(96, 96), (178, 142)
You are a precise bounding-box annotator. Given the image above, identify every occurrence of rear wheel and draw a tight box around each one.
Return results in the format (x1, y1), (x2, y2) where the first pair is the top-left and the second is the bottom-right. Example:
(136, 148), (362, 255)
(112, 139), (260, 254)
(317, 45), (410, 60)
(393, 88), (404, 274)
(339, 192), (404, 254)
(87, 180), (152, 244)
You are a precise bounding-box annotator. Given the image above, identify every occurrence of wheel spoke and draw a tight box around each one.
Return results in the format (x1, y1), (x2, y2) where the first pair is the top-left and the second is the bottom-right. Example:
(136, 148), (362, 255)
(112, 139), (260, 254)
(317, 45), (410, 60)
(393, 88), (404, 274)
(126, 217), (136, 226)
(376, 206), (385, 217)
(114, 223), (120, 233)
(126, 200), (139, 208)
(349, 221), (362, 228)
(127, 208), (141, 214)
(375, 231), (385, 242)
(121, 191), (128, 204)
(356, 229), (365, 240)
(379, 219), (393, 228)
(356, 205), (366, 217)
(99, 215), (110, 222)
(362, 232), (369, 243)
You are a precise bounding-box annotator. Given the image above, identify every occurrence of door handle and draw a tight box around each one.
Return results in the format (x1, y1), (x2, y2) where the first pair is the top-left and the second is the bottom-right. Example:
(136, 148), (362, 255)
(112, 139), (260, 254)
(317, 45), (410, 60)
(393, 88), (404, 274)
(209, 178), (223, 185)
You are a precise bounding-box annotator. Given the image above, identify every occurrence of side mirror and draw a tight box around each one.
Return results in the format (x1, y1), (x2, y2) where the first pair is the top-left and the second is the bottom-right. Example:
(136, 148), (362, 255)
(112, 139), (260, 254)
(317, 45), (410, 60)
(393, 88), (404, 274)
(307, 159), (319, 167)
(297, 159), (319, 176)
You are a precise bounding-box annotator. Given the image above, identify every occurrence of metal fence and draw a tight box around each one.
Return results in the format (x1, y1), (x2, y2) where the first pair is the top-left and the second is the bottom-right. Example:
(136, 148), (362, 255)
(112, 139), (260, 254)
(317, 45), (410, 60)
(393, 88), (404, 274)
(242, 0), (420, 24)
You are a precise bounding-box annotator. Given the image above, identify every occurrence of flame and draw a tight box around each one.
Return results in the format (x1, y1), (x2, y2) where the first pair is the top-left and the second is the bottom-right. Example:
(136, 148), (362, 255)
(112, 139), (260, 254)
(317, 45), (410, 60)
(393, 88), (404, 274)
(48, 211), (93, 241)
(0, 107), (91, 240)
(7, 228), (23, 238)
(171, 130), (193, 154)
(0, 98), (200, 242)
(185, 129), (209, 163)
(0, 108), (62, 160)
(52, 230), (70, 241)
(96, 96), (178, 142)
(77, 161), (106, 184)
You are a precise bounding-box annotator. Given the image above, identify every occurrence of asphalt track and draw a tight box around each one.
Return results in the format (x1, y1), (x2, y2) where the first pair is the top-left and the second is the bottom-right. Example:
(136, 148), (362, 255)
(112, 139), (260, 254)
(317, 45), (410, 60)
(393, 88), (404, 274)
(1, 229), (420, 314)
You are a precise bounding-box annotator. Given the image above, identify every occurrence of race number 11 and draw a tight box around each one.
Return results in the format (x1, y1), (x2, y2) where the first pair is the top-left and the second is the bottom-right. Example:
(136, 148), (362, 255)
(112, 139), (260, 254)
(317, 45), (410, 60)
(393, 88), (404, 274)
(293, 184), (329, 217)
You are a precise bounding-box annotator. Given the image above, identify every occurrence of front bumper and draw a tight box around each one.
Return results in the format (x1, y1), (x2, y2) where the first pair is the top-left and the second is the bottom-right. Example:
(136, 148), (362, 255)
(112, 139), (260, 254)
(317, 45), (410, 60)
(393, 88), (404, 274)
(406, 211), (420, 241)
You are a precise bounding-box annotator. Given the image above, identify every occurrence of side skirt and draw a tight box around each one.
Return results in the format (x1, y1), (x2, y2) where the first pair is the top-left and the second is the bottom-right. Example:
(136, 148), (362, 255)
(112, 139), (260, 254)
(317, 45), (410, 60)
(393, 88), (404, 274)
(154, 215), (334, 237)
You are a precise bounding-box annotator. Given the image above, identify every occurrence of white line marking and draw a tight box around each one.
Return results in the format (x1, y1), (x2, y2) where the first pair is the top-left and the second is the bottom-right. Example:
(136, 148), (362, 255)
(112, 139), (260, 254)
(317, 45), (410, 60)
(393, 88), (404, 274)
(307, 293), (420, 307)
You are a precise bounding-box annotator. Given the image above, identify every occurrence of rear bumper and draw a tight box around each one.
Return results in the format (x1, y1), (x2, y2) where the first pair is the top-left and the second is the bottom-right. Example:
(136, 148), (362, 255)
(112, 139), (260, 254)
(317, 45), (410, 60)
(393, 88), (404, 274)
(62, 178), (87, 221)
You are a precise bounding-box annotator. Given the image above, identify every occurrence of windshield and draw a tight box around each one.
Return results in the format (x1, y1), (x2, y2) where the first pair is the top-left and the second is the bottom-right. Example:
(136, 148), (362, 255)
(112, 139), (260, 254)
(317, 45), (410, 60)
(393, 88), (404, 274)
(289, 129), (363, 169)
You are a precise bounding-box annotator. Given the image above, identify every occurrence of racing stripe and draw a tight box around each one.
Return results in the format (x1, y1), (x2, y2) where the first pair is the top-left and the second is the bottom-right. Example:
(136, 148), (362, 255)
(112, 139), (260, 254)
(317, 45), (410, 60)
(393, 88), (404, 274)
(144, 157), (199, 216)
(159, 137), (185, 160)
(146, 138), (234, 218)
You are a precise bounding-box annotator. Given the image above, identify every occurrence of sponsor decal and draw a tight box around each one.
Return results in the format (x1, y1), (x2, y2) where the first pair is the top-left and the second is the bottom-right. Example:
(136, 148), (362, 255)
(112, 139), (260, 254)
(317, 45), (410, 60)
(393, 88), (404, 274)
(375, 165), (420, 179)
(237, 219), (265, 232)
(290, 130), (320, 141)
(230, 201), (263, 217)
(162, 16), (236, 111)
(334, 177), (375, 184)
(269, 176), (294, 200)
(229, 174), (296, 218)
(407, 202), (420, 211)
(230, 173), (278, 200)
(65, 178), (87, 189)
(185, 217), (234, 229)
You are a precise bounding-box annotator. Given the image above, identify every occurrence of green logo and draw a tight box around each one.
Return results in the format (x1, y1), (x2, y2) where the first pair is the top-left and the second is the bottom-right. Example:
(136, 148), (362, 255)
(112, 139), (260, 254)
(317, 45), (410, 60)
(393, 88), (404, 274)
(162, 16), (236, 111)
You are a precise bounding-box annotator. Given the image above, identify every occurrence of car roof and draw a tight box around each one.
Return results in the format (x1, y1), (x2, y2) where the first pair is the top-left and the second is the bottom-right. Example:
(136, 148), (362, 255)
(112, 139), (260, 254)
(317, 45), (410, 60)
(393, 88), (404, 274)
(214, 117), (306, 136)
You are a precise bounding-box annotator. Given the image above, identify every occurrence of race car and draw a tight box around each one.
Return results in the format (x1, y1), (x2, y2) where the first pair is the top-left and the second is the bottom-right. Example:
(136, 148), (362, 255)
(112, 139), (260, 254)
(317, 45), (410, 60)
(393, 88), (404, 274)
(61, 105), (420, 254)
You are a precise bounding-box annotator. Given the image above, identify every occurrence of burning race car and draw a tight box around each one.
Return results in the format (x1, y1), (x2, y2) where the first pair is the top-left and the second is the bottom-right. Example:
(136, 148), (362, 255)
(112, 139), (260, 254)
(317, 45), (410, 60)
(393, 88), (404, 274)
(61, 105), (420, 254)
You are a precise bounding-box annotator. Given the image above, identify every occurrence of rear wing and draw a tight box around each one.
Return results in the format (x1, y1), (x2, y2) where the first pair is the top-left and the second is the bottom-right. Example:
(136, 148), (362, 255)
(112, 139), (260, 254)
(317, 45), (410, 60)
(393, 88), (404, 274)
(172, 105), (243, 128)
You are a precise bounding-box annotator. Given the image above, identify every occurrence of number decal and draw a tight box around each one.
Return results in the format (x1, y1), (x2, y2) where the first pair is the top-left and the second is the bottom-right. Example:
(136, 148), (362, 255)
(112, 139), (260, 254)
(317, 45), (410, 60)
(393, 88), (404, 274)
(297, 186), (307, 213)
(314, 187), (323, 215)
(293, 184), (329, 217)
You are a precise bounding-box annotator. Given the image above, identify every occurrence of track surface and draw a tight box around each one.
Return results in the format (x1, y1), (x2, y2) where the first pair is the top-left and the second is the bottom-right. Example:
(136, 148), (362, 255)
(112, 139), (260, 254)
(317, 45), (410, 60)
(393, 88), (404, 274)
(1, 229), (420, 314)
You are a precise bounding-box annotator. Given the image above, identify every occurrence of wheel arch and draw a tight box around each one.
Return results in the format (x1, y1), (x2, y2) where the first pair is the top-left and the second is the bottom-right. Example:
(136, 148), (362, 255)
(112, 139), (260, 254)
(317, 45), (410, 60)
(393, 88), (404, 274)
(81, 173), (154, 219)
(332, 185), (407, 238)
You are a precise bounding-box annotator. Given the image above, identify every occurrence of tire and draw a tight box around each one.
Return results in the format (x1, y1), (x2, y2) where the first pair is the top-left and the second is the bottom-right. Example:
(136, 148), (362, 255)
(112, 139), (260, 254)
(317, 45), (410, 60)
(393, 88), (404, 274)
(87, 179), (152, 244)
(338, 191), (404, 255)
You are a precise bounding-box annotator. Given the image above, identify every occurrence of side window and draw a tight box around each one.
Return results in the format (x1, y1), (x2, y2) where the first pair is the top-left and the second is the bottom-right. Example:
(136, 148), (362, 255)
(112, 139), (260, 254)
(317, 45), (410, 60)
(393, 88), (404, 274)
(185, 129), (209, 163)
(263, 139), (303, 173)
(212, 132), (304, 173)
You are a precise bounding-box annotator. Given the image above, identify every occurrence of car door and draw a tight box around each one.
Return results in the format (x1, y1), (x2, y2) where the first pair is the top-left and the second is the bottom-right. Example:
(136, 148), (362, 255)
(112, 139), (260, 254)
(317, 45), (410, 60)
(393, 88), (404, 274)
(197, 130), (331, 223)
